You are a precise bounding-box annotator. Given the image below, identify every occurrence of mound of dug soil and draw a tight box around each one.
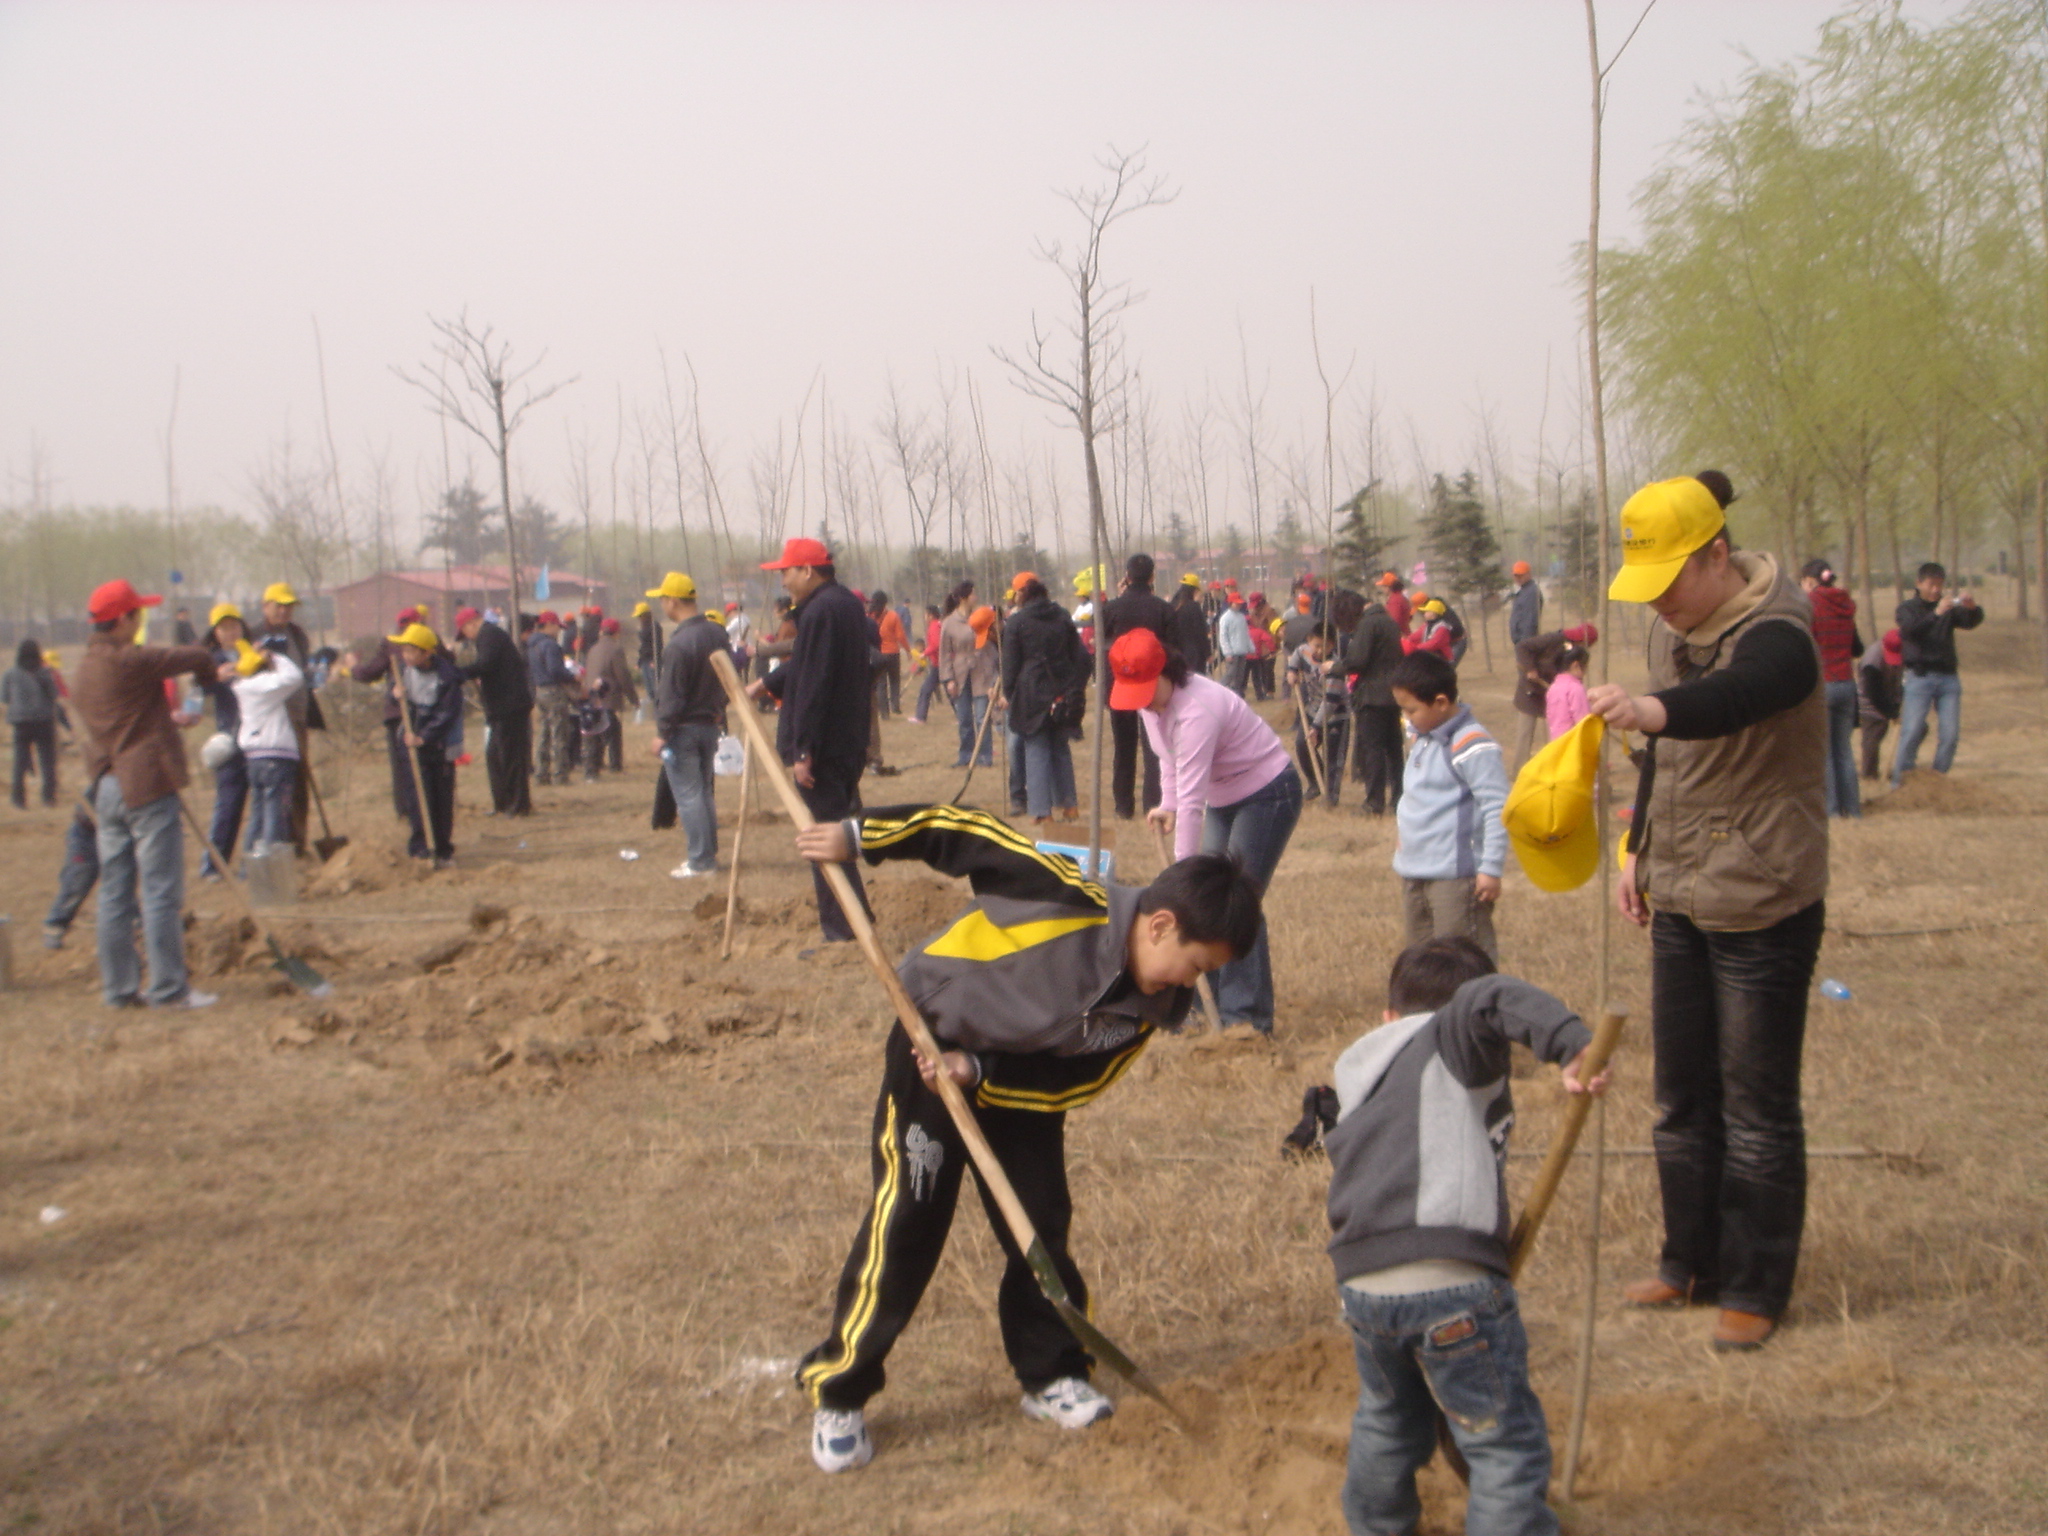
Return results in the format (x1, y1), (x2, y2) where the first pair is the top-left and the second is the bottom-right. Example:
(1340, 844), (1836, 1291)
(1006, 1332), (1779, 1536)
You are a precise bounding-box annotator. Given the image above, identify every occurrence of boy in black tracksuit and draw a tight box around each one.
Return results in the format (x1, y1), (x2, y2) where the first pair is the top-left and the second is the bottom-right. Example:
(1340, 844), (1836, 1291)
(794, 803), (1262, 1474)
(391, 624), (464, 865)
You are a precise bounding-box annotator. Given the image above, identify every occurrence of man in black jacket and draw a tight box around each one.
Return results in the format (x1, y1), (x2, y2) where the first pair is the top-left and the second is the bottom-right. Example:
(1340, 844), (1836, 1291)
(1101, 554), (1176, 819)
(747, 538), (873, 941)
(1341, 592), (1406, 815)
(649, 572), (729, 878)
(1169, 574), (1210, 677)
(1891, 561), (1984, 784)
(456, 605), (534, 816)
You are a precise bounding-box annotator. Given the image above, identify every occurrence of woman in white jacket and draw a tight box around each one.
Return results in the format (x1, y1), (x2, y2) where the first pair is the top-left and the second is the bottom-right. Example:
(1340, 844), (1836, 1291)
(222, 641), (303, 856)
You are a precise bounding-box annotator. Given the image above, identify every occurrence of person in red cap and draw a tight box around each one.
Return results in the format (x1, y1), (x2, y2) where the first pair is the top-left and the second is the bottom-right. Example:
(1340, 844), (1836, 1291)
(583, 616), (637, 779)
(1508, 623), (1597, 774)
(1115, 627), (1302, 1034)
(746, 538), (874, 942)
(452, 605), (533, 815)
(527, 611), (580, 787)
(1376, 572), (1412, 635)
(71, 579), (221, 1009)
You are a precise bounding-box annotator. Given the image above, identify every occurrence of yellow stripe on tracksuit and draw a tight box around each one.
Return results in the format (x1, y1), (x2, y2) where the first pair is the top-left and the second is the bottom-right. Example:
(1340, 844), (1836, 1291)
(974, 1034), (1152, 1113)
(922, 910), (1106, 962)
(799, 1096), (902, 1403)
(860, 806), (1109, 906)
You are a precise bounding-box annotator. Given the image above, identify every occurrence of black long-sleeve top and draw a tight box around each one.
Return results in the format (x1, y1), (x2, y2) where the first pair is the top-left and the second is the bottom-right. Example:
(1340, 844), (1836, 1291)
(763, 579), (872, 768)
(457, 621), (534, 718)
(1894, 596), (1984, 675)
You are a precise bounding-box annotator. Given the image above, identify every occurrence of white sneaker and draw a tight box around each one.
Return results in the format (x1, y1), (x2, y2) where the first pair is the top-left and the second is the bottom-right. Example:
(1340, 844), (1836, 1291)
(810, 1407), (873, 1473)
(669, 863), (705, 879)
(156, 990), (220, 1010)
(1020, 1376), (1114, 1429)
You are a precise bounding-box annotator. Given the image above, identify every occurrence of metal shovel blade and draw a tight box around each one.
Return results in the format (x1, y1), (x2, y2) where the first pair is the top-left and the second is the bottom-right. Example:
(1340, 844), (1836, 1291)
(313, 834), (349, 862)
(266, 935), (331, 998)
(1025, 1237), (1189, 1429)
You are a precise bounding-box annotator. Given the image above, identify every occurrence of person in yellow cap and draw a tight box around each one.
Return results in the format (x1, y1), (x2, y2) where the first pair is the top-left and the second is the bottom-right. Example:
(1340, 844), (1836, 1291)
(219, 636), (304, 862)
(252, 579), (321, 853)
(1169, 574), (1210, 676)
(633, 599), (662, 706)
(1585, 472), (1826, 1353)
(648, 571), (731, 880)
(190, 602), (252, 877)
(386, 621), (463, 866)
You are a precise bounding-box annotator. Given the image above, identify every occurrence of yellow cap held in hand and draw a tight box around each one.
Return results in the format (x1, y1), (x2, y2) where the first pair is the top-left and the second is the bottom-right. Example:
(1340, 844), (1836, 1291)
(1609, 478), (1725, 604)
(232, 638), (269, 677)
(1503, 715), (1606, 893)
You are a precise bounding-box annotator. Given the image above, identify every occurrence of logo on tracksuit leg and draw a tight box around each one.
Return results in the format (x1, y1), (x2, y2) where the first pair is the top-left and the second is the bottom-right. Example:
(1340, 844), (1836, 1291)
(905, 1124), (944, 1201)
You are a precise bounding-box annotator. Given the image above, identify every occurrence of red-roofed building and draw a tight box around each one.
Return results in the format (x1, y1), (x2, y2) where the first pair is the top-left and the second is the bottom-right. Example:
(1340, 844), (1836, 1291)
(330, 566), (608, 642)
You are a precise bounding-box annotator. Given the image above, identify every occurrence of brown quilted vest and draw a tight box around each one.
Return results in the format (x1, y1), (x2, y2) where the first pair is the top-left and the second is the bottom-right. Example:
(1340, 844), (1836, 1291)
(1638, 553), (1829, 931)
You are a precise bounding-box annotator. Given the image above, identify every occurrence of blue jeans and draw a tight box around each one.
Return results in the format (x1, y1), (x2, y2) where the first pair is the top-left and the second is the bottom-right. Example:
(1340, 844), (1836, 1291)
(1823, 679), (1860, 817)
(202, 751), (248, 876)
(1892, 670), (1962, 780)
(1197, 764), (1301, 1031)
(662, 722), (721, 873)
(92, 778), (190, 1006)
(1340, 1276), (1556, 1536)
(952, 688), (992, 767)
(47, 811), (100, 931)
(1020, 726), (1076, 819)
(246, 757), (298, 851)
(913, 663), (941, 723)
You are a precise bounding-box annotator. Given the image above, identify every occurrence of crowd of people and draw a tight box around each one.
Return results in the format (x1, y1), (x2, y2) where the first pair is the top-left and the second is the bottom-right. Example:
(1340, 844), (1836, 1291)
(7, 474), (1996, 1534)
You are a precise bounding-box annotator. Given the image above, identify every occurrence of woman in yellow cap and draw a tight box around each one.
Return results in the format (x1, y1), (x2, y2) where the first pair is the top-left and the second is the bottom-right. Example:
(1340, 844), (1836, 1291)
(193, 603), (251, 878)
(218, 637), (303, 862)
(1586, 473), (1826, 1353)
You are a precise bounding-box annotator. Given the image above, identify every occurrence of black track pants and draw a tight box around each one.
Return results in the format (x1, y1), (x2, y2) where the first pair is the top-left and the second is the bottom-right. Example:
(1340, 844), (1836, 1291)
(797, 1024), (1093, 1410)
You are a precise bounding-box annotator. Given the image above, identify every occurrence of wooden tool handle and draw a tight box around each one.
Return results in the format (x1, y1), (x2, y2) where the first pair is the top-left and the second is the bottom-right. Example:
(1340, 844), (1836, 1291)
(1507, 1009), (1626, 1278)
(1150, 822), (1224, 1030)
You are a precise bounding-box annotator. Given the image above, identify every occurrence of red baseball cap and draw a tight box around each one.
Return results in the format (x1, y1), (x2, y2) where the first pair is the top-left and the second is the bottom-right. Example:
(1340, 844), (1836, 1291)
(89, 579), (163, 624)
(538, 610), (561, 626)
(761, 537), (831, 571)
(601, 617), (620, 634)
(454, 606), (482, 629)
(1109, 629), (1169, 710)
(396, 606), (423, 626)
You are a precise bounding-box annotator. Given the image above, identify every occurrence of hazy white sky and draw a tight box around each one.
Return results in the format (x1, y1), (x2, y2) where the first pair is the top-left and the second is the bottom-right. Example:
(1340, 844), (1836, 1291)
(0, 0), (1948, 550)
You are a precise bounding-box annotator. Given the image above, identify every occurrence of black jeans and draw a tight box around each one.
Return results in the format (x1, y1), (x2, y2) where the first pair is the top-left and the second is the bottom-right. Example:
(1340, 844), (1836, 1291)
(12, 719), (58, 806)
(798, 757), (870, 942)
(1109, 706), (1160, 818)
(1649, 900), (1823, 1319)
(1354, 703), (1405, 813)
(798, 1024), (1092, 1409)
(486, 710), (532, 816)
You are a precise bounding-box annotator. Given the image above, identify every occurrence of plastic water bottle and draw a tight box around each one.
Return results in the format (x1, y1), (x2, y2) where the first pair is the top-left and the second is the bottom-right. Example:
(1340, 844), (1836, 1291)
(1819, 979), (1852, 1002)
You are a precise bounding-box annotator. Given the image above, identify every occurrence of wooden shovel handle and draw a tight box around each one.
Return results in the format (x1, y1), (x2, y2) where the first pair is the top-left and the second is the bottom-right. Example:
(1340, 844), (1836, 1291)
(1507, 1009), (1627, 1279)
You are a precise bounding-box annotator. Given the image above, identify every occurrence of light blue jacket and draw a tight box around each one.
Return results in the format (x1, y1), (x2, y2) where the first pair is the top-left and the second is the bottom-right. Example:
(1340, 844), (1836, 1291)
(1217, 606), (1252, 659)
(1392, 703), (1510, 881)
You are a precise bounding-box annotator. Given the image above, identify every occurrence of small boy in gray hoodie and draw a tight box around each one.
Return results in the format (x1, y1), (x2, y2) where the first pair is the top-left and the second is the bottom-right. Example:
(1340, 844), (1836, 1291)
(1325, 937), (1605, 1536)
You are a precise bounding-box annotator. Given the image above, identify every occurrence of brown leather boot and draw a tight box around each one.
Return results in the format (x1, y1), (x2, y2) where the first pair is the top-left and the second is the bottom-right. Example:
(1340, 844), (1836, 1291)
(1711, 1309), (1777, 1351)
(1621, 1275), (1709, 1308)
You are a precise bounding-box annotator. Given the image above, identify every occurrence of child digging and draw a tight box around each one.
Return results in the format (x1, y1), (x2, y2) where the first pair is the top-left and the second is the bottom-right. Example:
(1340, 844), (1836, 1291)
(790, 803), (1263, 1472)
(389, 622), (462, 867)
(1326, 937), (1608, 1536)
(1390, 651), (1510, 961)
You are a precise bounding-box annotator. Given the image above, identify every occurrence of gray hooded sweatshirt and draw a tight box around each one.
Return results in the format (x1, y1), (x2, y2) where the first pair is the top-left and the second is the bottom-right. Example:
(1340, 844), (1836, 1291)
(1324, 976), (1589, 1283)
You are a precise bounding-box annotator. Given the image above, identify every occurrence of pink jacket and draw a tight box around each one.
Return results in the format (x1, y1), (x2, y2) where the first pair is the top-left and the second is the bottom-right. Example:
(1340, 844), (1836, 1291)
(1140, 673), (1292, 858)
(1546, 671), (1589, 740)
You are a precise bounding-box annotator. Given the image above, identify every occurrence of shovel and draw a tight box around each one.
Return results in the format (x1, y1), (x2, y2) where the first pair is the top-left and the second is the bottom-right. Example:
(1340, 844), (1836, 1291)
(177, 794), (332, 997)
(709, 649), (1190, 1428)
(303, 759), (349, 862)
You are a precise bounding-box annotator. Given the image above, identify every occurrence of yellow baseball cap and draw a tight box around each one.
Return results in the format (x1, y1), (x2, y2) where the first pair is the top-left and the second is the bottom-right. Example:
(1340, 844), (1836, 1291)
(705, 608), (726, 626)
(232, 638), (269, 676)
(1609, 478), (1725, 603)
(262, 581), (299, 606)
(645, 572), (697, 601)
(1503, 715), (1606, 893)
(632, 601), (652, 618)
(1180, 572), (1201, 589)
(1420, 598), (1446, 616)
(386, 621), (439, 651)
(208, 601), (243, 628)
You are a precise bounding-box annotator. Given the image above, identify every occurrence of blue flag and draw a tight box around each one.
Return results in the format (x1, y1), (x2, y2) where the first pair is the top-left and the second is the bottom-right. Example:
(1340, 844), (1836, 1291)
(535, 564), (552, 601)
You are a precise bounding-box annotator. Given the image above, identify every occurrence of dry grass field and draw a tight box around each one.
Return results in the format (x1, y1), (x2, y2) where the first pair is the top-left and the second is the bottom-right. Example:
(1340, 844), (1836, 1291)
(2, 618), (2045, 1535)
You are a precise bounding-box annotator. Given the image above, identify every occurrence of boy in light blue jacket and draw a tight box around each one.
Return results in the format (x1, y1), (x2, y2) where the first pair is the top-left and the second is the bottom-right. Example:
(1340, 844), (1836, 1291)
(1389, 651), (1509, 960)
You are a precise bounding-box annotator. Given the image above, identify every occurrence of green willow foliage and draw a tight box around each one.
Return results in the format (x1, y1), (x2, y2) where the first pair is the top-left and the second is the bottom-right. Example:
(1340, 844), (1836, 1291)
(1602, 0), (2047, 619)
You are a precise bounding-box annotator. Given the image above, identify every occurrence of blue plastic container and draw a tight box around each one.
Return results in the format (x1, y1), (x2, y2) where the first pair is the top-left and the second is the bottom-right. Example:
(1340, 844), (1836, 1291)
(1035, 841), (1114, 882)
